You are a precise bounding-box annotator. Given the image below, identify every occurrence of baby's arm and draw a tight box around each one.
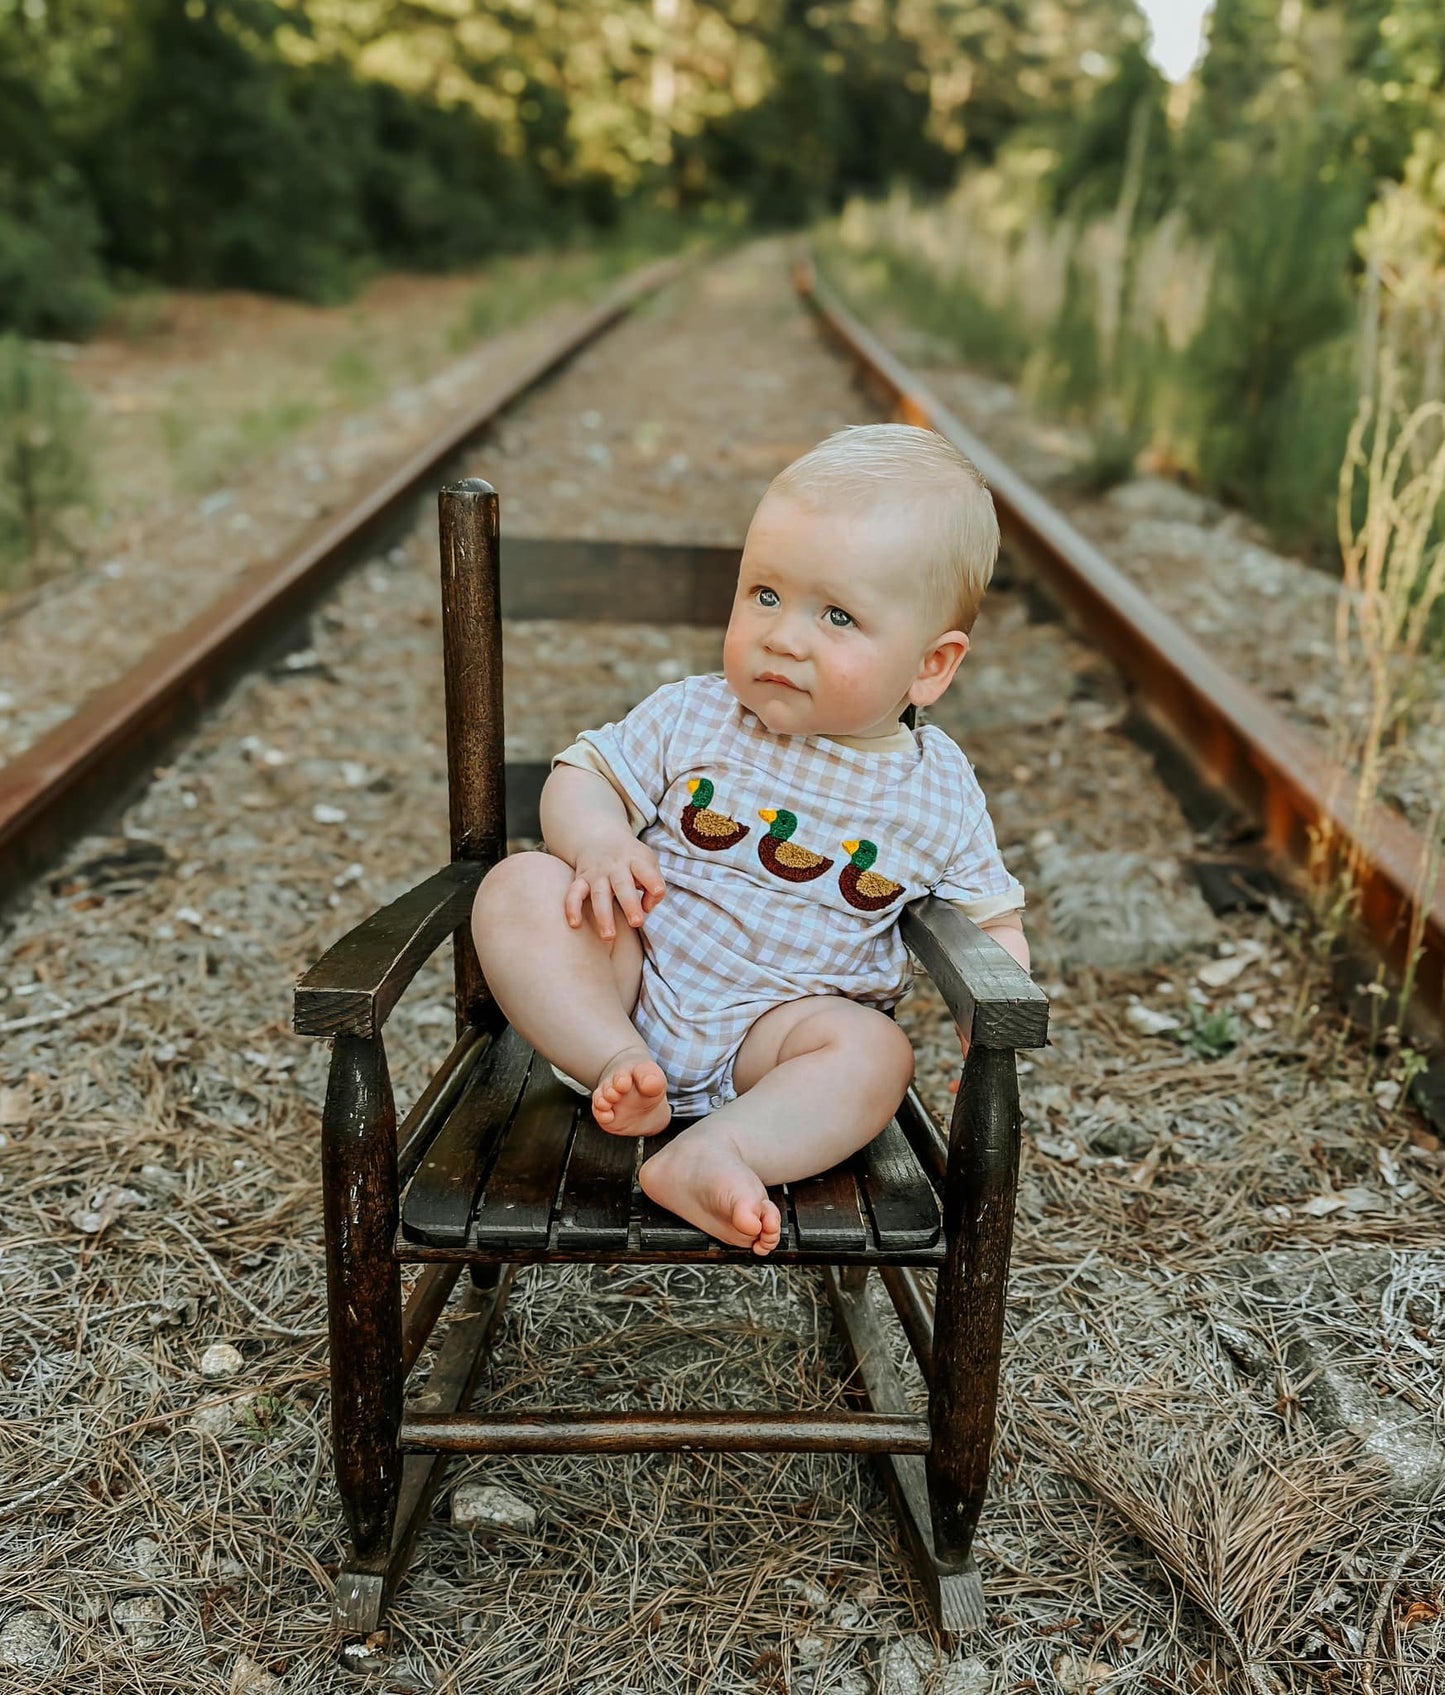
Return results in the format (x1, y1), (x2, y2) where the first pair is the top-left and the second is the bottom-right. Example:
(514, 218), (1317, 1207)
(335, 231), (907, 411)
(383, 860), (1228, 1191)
(540, 764), (665, 941)
(977, 908), (1029, 972)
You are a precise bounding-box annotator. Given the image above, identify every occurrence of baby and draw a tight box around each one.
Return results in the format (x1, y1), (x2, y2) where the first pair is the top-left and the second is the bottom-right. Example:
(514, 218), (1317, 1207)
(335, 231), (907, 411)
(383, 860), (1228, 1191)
(472, 424), (1028, 1256)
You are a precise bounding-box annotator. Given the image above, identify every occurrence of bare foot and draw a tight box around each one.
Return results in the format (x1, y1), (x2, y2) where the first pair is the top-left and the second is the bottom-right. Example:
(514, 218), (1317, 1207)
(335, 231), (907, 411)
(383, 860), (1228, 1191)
(639, 1135), (783, 1256)
(592, 1047), (672, 1137)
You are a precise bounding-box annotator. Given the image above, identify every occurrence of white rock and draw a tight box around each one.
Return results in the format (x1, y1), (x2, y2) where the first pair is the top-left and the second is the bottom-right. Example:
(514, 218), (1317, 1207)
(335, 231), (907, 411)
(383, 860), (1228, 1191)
(450, 1482), (538, 1533)
(1373, 1080), (1402, 1112)
(1302, 1194), (1346, 1217)
(127, 1535), (168, 1577)
(942, 1659), (995, 1695)
(793, 1634), (827, 1669)
(229, 1653), (281, 1694)
(192, 1394), (254, 1438)
(1126, 1001), (1180, 1036)
(877, 1635), (936, 1695)
(70, 1185), (147, 1234)
(200, 1342), (245, 1379)
(783, 1577), (830, 1610)
(1197, 954), (1250, 988)
(1260, 1204), (1292, 1225)
(0, 1610), (62, 1671)
(822, 1673), (871, 1695)
(113, 1595), (166, 1647)
(312, 803), (347, 825)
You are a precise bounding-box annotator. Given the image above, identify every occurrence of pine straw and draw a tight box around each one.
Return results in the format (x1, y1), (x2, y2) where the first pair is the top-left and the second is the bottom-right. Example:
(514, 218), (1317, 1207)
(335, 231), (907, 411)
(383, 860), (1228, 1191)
(1, 248), (1443, 1692)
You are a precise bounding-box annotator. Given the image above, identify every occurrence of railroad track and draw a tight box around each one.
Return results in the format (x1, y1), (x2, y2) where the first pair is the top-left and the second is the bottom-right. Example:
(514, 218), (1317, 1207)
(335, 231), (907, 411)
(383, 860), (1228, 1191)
(796, 257), (1445, 1046)
(2, 246), (1441, 1050)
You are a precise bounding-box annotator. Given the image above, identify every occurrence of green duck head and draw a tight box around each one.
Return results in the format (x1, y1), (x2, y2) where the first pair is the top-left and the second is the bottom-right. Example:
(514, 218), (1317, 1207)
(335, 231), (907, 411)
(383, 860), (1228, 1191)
(842, 839), (878, 870)
(687, 777), (714, 809)
(758, 807), (797, 840)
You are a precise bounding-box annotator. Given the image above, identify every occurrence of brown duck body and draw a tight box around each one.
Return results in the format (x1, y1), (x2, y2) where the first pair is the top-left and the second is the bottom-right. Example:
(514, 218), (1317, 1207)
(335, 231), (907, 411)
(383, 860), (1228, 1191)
(681, 805), (748, 851)
(839, 863), (905, 912)
(758, 834), (833, 883)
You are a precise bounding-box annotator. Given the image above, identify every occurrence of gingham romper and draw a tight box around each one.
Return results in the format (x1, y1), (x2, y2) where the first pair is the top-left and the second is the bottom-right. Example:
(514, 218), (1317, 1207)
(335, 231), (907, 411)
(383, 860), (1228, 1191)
(557, 673), (1024, 1118)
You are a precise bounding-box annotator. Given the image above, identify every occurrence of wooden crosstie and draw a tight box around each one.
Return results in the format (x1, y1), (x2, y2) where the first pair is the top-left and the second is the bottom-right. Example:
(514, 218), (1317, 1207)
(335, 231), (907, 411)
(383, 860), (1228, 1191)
(294, 481), (1049, 1640)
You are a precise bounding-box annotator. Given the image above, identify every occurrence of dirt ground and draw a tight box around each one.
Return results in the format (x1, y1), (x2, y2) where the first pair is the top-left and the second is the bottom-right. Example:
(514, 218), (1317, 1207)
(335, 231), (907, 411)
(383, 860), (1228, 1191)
(0, 243), (1441, 1694)
(2, 245), (677, 763)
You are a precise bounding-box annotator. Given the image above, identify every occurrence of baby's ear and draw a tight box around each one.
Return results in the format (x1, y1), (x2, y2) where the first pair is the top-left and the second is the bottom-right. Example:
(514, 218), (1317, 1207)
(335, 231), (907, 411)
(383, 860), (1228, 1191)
(910, 630), (969, 707)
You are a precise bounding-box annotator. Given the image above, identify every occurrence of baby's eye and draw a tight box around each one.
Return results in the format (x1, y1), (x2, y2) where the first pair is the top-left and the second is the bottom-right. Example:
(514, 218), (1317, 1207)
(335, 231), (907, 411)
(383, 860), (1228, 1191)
(756, 588), (780, 608)
(825, 606), (854, 628)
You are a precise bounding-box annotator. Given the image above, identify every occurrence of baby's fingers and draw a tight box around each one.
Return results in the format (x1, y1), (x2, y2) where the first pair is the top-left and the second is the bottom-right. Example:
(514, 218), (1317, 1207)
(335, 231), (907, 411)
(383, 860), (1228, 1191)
(636, 863), (667, 912)
(564, 876), (591, 929)
(611, 873), (646, 930)
(589, 877), (618, 940)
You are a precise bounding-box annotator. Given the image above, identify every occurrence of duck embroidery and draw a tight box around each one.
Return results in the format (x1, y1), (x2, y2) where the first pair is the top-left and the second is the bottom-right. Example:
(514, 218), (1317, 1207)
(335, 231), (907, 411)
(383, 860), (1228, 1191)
(680, 777), (749, 850)
(839, 839), (906, 911)
(757, 809), (834, 883)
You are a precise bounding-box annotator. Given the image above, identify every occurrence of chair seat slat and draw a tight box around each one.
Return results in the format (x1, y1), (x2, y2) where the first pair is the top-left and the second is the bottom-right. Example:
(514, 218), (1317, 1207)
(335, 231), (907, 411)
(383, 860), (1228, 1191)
(789, 1165), (869, 1252)
(401, 1027), (533, 1248)
(857, 1118), (941, 1249)
(556, 1119), (638, 1248)
(471, 1064), (579, 1245)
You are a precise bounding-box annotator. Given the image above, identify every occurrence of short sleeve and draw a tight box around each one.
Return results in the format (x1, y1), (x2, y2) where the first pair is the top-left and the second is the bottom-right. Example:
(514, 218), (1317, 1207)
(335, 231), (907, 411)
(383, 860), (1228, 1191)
(929, 750), (1026, 921)
(567, 678), (689, 831)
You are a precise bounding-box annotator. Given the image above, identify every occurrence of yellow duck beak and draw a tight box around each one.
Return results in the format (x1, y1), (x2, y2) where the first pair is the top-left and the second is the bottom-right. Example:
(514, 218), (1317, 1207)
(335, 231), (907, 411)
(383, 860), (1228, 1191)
(842, 839), (860, 854)
(758, 808), (777, 823)
(688, 779), (701, 794)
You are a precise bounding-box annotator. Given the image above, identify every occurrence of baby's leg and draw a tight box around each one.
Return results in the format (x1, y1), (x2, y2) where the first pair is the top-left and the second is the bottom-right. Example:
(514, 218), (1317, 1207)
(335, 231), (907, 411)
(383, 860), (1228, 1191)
(639, 997), (913, 1254)
(471, 852), (670, 1136)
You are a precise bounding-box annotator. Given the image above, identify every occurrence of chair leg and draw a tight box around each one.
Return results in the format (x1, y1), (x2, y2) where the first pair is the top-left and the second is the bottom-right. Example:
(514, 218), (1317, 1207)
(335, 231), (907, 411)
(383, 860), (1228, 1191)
(322, 1034), (404, 1624)
(927, 1044), (1020, 1570)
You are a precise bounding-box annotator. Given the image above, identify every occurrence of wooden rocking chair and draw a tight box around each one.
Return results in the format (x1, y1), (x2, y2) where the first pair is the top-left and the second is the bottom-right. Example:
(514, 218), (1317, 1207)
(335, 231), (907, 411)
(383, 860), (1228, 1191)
(293, 480), (1049, 1641)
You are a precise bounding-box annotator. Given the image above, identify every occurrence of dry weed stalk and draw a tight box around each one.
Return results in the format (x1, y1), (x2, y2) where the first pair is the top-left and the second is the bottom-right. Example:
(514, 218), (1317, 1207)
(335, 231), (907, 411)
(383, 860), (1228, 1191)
(1316, 363), (1445, 1011)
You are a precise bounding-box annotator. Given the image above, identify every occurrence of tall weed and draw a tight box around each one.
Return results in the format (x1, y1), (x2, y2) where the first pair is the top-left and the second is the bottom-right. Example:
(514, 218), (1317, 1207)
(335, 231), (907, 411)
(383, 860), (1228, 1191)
(0, 336), (89, 587)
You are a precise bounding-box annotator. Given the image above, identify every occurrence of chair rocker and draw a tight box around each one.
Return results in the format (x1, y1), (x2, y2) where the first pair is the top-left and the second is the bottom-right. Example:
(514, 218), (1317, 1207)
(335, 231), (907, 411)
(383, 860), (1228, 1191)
(293, 480), (1049, 1641)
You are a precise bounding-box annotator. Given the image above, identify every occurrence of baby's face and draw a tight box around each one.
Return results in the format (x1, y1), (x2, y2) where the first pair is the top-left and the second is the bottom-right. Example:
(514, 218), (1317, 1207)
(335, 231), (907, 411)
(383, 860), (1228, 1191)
(723, 492), (957, 738)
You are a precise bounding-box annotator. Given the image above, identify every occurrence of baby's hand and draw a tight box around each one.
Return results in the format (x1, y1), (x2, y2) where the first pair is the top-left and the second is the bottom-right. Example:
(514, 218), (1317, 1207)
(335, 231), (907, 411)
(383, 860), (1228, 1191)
(566, 841), (666, 940)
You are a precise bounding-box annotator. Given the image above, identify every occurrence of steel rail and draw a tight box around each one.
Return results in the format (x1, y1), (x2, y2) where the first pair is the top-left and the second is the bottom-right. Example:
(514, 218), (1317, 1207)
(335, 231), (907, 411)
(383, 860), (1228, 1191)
(0, 256), (685, 901)
(795, 254), (1445, 1034)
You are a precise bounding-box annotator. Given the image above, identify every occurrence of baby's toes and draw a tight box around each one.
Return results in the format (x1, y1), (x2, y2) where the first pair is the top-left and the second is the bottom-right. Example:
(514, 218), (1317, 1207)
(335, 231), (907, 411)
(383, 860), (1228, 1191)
(752, 1199), (783, 1257)
(636, 1063), (667, 1098)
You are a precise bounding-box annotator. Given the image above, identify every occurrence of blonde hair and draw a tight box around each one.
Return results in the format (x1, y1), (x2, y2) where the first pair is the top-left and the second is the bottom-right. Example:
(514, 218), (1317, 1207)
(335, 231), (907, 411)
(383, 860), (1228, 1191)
(766, 423), (1000, 631)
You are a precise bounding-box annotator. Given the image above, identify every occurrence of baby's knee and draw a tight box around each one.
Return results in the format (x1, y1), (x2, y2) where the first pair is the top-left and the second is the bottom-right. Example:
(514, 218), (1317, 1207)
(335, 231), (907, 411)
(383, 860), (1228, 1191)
(472, 850), (568, 930)
(870, 1011), (916, 1091)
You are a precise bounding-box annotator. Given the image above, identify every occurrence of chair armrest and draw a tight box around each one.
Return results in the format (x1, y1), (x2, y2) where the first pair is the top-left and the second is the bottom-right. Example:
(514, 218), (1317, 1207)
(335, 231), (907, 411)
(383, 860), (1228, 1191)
(293, 861), (485, 1040)
(899, 897), (1048, 1051)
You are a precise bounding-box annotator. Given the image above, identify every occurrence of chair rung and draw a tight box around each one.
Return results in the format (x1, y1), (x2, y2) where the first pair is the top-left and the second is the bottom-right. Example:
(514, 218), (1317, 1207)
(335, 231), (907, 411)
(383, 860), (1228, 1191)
(400, 1409), (931, 1455)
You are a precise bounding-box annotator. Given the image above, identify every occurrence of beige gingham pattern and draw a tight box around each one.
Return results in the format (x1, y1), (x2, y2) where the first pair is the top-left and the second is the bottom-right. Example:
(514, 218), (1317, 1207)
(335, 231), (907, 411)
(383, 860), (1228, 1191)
(575, 673), (1023, 1116)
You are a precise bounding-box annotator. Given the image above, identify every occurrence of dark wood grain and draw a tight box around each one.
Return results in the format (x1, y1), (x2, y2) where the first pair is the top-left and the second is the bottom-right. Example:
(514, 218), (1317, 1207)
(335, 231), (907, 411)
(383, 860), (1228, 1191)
(322, 1034), (403, 1567)
(556, 1117), (639, 1249)
(500, 538), (740, 624)
(895, 1086), (949, 1193)
(470, 1058), (579, 1246)
(879, 1264), (936, 1385)
(401, 1409), (931, 1455)
(397, 1028), (486, 1187)
(293, 861), (484, 1039)
(927, 1044), (1020, 1568)
(438, 481), (507, 1033)
(336, 1274), (515, 1632)
(399, 1263), (462, 1377)
(900, 898), (1048, 1050)
(401, 1026), (532, 1248)
(822, 1267), (984, 1636)
(789, 1164), (868, 1252)
(856, 1118), (940, 1249)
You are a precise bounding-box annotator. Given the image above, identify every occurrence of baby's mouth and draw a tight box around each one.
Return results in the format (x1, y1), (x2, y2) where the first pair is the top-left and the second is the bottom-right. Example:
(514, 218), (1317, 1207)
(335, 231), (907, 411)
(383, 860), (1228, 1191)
(756, 672), (804, 692)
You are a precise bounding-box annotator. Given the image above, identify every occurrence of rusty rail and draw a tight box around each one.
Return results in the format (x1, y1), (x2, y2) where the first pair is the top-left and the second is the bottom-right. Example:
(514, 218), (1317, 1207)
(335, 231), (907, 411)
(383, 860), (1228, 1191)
(794, 255), (1445, 1034)
(0, 257), (684, 901)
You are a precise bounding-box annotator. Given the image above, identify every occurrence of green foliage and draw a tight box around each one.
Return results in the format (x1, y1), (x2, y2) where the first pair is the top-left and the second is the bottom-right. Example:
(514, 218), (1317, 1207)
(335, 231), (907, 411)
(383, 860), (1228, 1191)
(1180, 1002), (1242, 1060)
(0, 337), (90, 584)
(1187, 147), (1368, 551)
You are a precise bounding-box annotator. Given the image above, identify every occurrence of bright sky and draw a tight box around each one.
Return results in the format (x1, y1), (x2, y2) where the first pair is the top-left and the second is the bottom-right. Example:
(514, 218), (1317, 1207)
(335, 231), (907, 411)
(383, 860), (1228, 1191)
(1136, 0), (1215, 83)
